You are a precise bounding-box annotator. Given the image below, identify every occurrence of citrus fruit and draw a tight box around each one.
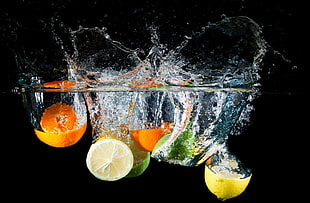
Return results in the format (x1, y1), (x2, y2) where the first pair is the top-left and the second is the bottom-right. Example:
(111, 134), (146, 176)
(204, 156), (252, 201)
(130, 128), (171, 152)
(35, 102), (86, 147)
(43, 80), (77, 92)
(40, 102), (77, 133)
(152, 122), (196, 166)
(86, 138), (134, 181)
(35, 123), (87, 148)
(126, 139), (150, 178)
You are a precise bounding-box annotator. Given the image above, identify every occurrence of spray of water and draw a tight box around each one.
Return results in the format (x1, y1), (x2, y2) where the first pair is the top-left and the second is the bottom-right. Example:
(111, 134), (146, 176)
(13, 16), (278, 167)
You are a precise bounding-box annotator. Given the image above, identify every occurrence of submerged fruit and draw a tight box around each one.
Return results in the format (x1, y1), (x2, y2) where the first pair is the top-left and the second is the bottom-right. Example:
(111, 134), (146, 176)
(35, 123), (87, 147)
(40, 102), (77, 133)
(130, 127), (171, 152)
(35, 102), (86, 147)
(86, 138), (134, 181)
(152, 122), (196, 166)
(126, 140), (150, 178)
(204, 152), (251, 201)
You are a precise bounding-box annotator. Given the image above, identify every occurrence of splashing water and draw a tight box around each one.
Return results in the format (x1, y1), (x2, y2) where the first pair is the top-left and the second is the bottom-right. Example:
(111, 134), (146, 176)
(15, 16), (268, 168)
(60, 16), (265, 91)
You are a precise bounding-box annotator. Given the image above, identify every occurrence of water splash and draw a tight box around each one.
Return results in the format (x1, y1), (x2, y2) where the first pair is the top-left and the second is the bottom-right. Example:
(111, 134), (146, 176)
(43, 16), (262, 93)
(14, 16), (273, 166)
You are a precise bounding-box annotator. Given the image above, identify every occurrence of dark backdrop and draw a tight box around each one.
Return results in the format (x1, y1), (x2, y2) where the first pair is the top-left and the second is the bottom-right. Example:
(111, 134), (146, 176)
(0, 0), (307, 201)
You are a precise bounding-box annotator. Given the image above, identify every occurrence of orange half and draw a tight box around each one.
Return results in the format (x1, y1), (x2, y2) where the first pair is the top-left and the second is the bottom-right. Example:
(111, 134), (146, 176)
(36, 102), (86, 147)
(40, 102), (77, 133)
(35, 123), (87, 147)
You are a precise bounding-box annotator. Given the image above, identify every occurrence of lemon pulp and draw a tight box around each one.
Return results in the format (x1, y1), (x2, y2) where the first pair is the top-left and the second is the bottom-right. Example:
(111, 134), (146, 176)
(86, 138), (133, 181)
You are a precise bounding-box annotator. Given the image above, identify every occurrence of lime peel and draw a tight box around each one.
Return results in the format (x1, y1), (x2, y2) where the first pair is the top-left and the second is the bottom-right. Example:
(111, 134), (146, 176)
(126, 152), (150, 178)
(152, 122), (196, 165)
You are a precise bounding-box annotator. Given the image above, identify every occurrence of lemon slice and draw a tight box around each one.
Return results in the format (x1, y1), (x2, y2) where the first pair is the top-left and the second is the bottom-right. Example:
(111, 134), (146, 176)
(86, 138), (133, 181)
(204, 162), (251, 201)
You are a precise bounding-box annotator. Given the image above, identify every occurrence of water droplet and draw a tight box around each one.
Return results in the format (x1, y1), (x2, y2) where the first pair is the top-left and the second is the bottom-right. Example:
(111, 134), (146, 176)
(292, 65), (298, 70)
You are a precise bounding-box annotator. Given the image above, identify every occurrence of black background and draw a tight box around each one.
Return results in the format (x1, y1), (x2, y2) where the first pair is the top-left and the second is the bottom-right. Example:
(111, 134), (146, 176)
(0, 0), (308, 201)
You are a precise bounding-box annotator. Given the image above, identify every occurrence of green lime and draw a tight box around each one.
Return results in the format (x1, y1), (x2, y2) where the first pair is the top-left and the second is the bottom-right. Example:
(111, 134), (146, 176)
(152, 122), (196, 166)
(126, 139), (150, 178)
(126, 152), (150, 178)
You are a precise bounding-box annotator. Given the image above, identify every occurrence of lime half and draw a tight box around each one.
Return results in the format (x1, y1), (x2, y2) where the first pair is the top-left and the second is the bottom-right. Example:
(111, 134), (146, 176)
(126, 139), (150, 178)
(152, 122), (195, 166)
